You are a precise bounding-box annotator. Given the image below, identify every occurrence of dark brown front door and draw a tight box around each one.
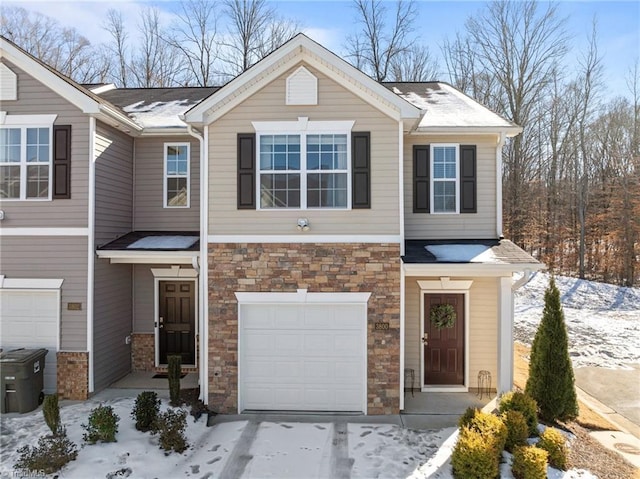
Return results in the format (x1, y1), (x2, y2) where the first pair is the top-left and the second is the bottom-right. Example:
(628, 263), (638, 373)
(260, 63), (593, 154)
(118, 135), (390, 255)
(159, 281), (195, 365)
(423, 294), (464, 385)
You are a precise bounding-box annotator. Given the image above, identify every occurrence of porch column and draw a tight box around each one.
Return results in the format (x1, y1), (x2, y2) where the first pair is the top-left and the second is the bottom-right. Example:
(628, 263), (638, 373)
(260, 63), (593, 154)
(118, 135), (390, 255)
(497, 276), (514, 393)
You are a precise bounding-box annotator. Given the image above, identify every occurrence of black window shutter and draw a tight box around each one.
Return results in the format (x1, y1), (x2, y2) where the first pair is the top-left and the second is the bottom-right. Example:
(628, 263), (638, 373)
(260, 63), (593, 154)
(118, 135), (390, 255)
(413, 145), (429, 213)
(460, 145), (477, 213)
(351, 131), (370, 209)
(237, 133), (256, 209)
(53, 125), (71, 199)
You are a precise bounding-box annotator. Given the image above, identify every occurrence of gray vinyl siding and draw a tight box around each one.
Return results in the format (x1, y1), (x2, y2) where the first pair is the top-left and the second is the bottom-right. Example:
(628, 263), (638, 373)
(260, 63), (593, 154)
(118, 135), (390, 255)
(208, 64), (400, 236)
(0, 60), (89, 227)
(92, 121), (134, 390)
(0, 236), (88, 350)
(133, 264), (156, 333)
(134, 136), (200, 231)
(404, 135), (498, 239)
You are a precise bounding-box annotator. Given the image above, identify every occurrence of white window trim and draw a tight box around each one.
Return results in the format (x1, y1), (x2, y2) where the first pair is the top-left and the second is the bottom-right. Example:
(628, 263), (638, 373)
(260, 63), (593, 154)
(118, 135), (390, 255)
(163, 142), (190, 208)
(430, 143), (460, 215)
(0, 114), (57, 201)
(253, 118), (354, 211)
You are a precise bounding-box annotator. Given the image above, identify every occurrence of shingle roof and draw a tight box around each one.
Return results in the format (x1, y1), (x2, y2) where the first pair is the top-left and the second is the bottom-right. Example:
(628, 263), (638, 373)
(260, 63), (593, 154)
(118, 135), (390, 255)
(402, 239), (540, 265)
(98, 231), (200, 251)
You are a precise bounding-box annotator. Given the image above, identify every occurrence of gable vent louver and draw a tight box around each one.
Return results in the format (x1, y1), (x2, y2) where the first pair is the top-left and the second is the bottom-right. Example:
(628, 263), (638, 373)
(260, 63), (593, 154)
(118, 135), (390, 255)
(0, 63), (18, 101)
(286, 66), (318, 106)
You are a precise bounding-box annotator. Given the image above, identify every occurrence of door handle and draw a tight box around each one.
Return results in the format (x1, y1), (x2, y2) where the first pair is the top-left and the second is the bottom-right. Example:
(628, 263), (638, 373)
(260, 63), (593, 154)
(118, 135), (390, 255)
(421, 332), (428, 344)
(159, 317), (164, 329)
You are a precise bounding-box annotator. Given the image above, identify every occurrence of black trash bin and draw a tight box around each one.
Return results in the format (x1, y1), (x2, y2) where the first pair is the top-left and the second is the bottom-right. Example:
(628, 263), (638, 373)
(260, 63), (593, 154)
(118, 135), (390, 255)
(0, 348), (48, 414)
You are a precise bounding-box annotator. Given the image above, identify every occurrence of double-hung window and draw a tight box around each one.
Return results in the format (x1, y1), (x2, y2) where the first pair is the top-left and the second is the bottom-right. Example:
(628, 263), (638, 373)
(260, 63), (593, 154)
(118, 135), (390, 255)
(164, 143), (190, 208)
(255, 119), (353, 210)
(0, 122), (53, 200)
(431, 144), (459, 214)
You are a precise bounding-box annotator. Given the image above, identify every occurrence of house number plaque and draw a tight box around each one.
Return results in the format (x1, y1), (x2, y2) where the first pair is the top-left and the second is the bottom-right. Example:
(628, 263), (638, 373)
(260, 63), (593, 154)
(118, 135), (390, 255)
(374, 322), (389, 330)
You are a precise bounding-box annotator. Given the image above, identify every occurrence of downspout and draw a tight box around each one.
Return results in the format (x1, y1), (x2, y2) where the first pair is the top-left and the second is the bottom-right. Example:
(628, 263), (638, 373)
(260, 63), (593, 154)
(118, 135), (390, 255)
(496, 131), (507, 239)
(87, 117), (96, 394)
(512, 269), (533, 291)
(186, 124), (208, 403)
(398, 120), (405, 410)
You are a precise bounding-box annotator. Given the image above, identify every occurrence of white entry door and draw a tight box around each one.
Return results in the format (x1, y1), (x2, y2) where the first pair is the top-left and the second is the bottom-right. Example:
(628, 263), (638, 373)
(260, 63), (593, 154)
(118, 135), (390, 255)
(239, 300), (367, 412)
(0, 290), (60, 393)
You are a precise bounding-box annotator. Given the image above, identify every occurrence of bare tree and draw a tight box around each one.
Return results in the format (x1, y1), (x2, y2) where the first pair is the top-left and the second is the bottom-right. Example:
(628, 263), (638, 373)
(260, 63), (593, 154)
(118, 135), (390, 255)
(103, 9), (129, 87)
(346, 0), (417, 81)
(389, 44), (439, 82)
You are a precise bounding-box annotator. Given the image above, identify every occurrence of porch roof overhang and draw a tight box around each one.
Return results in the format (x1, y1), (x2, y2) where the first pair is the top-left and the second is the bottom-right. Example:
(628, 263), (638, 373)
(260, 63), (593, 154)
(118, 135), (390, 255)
(96, 231), (200, 265)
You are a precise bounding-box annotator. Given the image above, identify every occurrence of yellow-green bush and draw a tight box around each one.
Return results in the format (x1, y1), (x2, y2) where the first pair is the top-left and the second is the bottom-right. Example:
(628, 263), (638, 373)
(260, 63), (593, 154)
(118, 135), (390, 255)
(537, 427), (568, 470)
(499, 391), (539, 436)
(512, 446), (548, 479)
(458, 406), (479, 429)
(468, 411), (508, 453)
(451, 427), (500, 479)
(503, 410), (529, 452)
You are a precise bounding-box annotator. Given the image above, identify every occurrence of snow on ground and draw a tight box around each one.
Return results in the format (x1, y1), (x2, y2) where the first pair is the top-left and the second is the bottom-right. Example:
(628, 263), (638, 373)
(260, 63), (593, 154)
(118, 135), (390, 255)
(515, 272), (640, 369)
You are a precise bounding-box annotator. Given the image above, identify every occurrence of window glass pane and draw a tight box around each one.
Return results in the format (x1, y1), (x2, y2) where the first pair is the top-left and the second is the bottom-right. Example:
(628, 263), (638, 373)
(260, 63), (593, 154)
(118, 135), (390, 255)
(27, 165), (49, 198)
(306, 134), (348, 171)
(260, 173), (300, 208)
(307, 172), (347, 208)
(166, 177), (188, 206)
(260, 135), (300, 172)
(0, 128), (21, 163)
(433, 180), (456, 213)
(26, 128), (49, 163)
(0, 165), (21, 198)
(433, 146), (456, 180)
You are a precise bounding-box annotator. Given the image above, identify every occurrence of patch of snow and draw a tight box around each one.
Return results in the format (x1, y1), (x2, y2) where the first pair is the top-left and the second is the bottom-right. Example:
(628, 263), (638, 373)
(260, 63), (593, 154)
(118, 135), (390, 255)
(127, 236), (198, 249)
(425, 244), (495, 263)
(514, 272), (640, 369)
(123, 99), (199, 129)
(500, 450), (597, 479)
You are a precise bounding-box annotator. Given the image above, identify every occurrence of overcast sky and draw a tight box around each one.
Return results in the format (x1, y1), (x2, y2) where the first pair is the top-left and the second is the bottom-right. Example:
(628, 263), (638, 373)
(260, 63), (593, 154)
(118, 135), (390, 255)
(7, 0), (640, 97)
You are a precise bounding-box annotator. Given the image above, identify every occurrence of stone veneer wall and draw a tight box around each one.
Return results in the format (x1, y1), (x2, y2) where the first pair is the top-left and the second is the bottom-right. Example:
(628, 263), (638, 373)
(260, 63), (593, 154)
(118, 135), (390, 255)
(57, 351), (89, 400)
(208, 243), (401, 415)
(131, 333), (155, 372)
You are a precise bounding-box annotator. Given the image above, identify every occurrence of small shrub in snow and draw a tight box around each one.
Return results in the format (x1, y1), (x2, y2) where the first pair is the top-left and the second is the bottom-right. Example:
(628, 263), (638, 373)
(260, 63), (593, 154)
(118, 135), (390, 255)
(537, 427), (568, 470)
(131, 391), (161, 432)
(82, 404), (120, 444)
(42, 394), (61, 436)
(512, 445), (548, 479)
(467, 410), (508, 453)
(153, 408), (188, 453)
(15, 426), (78, 474)
(451, 426), (499, 479)
(503, 410), (529, 452)
(167, 355), (182, 406)
(499, 391), (538, 436)
(458, 407), (479, 429)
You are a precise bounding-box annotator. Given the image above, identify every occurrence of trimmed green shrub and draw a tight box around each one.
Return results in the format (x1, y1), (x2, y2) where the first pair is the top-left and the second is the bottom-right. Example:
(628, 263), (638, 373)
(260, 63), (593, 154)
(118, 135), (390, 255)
(538, 427), (568, 470)
(82, 404), (119, 444)
(451, 427), (500, 479)
(467, 411), (508, 453)
(167, 355), (182, 406)
(458, 407), (479, 429)
(15, 427), (78, 474)
(131, 391), (161, 432)
(512, 446), (548, 479)
(42, 394), (61, 436)
(499, 391), (539, 436)
(153, 409), (188, 453)
(526, 276), (579, 422)
(503, 410), (529, 452)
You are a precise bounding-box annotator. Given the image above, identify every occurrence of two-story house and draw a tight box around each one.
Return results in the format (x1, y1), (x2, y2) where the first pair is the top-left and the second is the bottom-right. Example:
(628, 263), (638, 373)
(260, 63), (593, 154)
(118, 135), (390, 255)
(0, 34), (541, 414)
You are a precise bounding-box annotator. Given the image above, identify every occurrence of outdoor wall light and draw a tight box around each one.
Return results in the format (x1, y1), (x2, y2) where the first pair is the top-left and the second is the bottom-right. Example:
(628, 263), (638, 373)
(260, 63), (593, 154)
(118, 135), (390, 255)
(297, 218), (310, 231)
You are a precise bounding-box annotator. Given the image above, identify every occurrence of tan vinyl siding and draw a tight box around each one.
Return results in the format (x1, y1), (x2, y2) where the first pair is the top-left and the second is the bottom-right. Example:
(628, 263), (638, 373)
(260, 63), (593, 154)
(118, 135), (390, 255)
(208, 64), (400, 236)
(404, 276), (498, 387)
(404, 135), (498, 239)
(133, 264), (156, 333)
(134, 136), (200, 231)
(0, 60), (89, 227)
(0, 236), (88, 350)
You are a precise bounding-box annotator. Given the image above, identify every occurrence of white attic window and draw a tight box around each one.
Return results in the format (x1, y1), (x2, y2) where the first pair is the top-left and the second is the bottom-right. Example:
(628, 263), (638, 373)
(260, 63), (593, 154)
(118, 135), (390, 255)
(286, 66), (318, 106)
(0, 63), (17, 101)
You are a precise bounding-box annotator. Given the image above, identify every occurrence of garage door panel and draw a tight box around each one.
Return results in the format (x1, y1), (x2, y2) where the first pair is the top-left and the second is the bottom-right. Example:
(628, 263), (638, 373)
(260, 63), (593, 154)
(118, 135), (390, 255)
(274, 333), (304, 353)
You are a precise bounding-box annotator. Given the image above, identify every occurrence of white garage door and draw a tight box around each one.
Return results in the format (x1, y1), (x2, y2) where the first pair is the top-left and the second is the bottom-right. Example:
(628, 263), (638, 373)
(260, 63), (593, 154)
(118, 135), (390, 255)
(239, 301), (367, 412)
(0, 290), (60, 394)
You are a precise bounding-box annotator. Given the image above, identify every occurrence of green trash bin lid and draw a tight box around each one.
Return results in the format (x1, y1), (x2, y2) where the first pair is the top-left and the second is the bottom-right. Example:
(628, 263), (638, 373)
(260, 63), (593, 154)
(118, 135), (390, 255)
(0, 348), (48, 364)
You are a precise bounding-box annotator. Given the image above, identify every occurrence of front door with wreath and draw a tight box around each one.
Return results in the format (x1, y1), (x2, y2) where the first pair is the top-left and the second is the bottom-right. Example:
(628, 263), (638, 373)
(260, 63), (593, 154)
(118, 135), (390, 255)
(423, 294), (465, 386)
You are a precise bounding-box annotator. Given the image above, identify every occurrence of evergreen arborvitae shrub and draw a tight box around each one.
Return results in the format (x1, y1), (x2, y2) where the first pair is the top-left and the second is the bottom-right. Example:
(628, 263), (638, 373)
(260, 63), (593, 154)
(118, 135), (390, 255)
(82, 405), (120, 444)
(167, 355), (182, 406)
(131, 391), (161, 432)
(525, 276), (578, 422)
(537, 427), (568, 470)
(512, 446), (548, 479)
(153, 409), (188, 453)
(15, 427), (78, 474)
(503, 410), (529, 453)
(499, 391), (539, 436)
(451, 427), (500, 479)
(42, 394), (61, 436)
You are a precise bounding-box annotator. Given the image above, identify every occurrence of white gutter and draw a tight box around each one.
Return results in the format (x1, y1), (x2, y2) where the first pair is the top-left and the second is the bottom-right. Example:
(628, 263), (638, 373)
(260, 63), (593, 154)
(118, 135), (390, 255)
(186, 124), (208, 403)
(511, 269), (534, 291)
(87, 117), (96, 394)
(496, 131), (507, 238)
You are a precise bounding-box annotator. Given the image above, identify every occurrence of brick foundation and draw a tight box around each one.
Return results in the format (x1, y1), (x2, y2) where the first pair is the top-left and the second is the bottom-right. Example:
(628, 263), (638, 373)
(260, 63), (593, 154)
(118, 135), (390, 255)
(57, 351), (89, 400)
(208, 243), (401, 414)
(131, 333), (155, 372)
